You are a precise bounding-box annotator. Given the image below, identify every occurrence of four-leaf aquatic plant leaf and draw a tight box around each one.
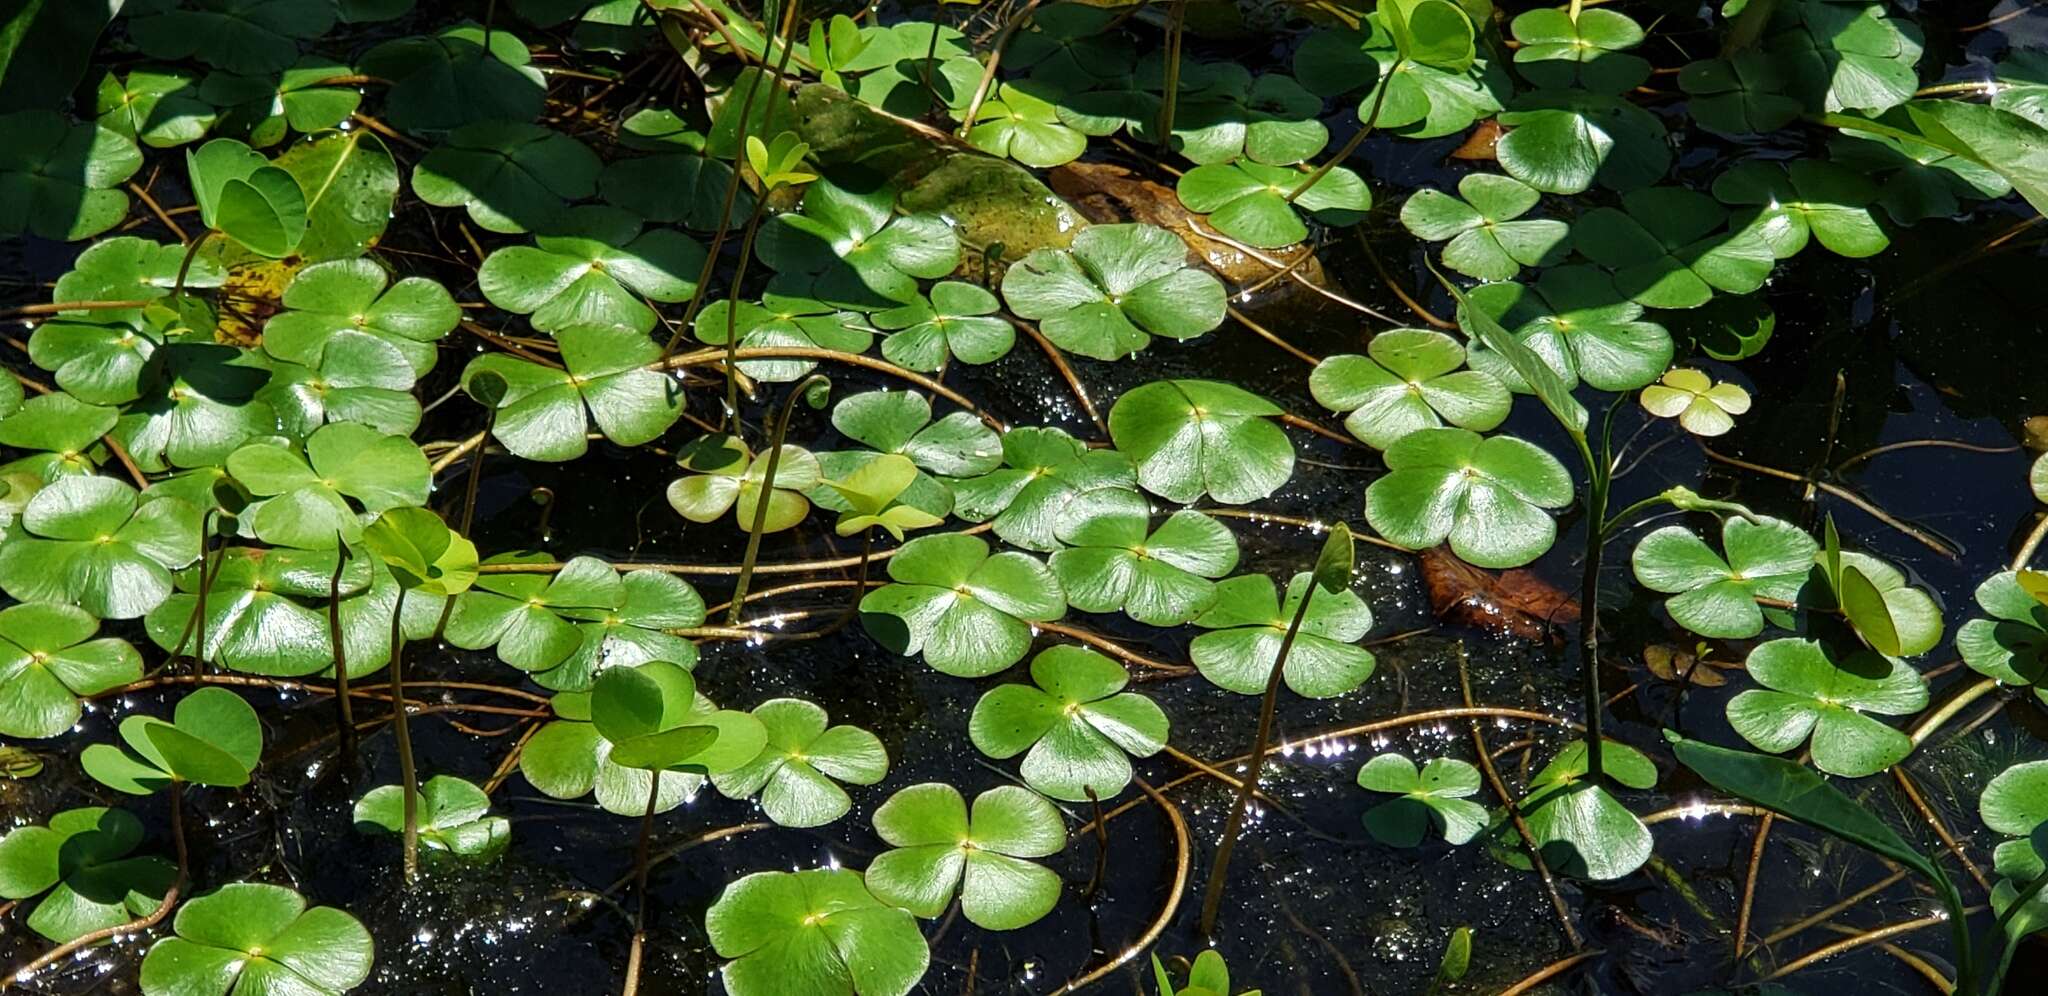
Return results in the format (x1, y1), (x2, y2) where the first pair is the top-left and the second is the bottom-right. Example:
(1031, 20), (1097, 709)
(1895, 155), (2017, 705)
(859, 533), (1065, 677)
(1108, 379), (1294, 505)
(1465, 265), (1674, 394)
(1727, 637), (1928, 778)
(354, 775), (510, 860)
(262, 259), (459, 378)
(411, 119), (601, 234)
(361, 506), (478, 596)
(0, 807), (173, 943)
(1001, 224), (1226, 361)
(478, 206), (706, 334)
(668, 437), (820, 534)
(226, 424), (430, 549)
(1639, 368), (1752, 437)
(0, 111), (142, 241)
(1631, 515), (1815, 639)
(462, 325), (685, 462)
(1712, 160), (1889, 259)
(0, 476), (202, 620)
(712, 699), (889, 828)
(1176, 161), (1371, 250)
(0, 602), (143, 739)
(138, 882), (374, 996)
(948, 427), (1139, 553)
(446, 554), (625, 675)
(185, 138), (308, 257)
(968, 646), (1168, 801)
(1309, 330), (1510, 449)
(521, 671), (763, 816)
(1190, 572), (1375, 698)
(706, 868), (929, 996)
(1515, 740), (1656, 881)
(1959, 571), (2048, 697)
(80, 686), (263, 794)
(1050, 488), (1239, 626)
(1399, 174), (1569, 281)
(968, 83), (1089, 168)
(1364, 428), (1573, 569)
(1356, 753), (1487, 847)
(1573, 187), (1777, 309)
(756, 173), (960, 308)
(866, 783), (1065, 930)
(873, 281), (1016, 372)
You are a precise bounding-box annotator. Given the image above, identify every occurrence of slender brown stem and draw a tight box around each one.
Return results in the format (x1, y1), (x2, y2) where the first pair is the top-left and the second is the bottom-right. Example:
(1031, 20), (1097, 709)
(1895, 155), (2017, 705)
(660, 347), (1007, 430)
(1734, 813), (1774, 958)
(0, 300), (154, 318)
(389, 588), (420, 883)
(1757, 869), (1908, 948)
(172, 230), (215, 303)
(1080, 786), (1108, 901)
(1198, 583), (1318, 938)
(329, 541), (357, 771)
(728, 373), (827, 624)
(1760, 913), (1956, 982)
(1288, 57), (1402, 201)
(1498, 949), (1604, 996)
(1155, 0), (1189, 148)
(1052, 777), (1188, 993)
(1457, 645), (1582, 949)
(957, 0), (1043, 136)
(722, 198), (772, 435)
(623, 775), (662, 996)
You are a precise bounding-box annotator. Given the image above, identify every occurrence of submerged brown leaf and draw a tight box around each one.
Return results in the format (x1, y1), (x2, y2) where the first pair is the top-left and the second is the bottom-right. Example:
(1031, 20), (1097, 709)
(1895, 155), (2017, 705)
(1419, 546), (1578, 642)
(1450, 119), (1503, 161)
(1642, 643), (1728, 688)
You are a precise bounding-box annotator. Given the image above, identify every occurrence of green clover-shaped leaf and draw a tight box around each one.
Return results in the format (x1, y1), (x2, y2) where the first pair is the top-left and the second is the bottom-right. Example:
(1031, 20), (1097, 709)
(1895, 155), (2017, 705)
(94, 67), (214, 147)
(695, 278), (875, 383)
(712, 699), (888, 828)
(1572, 187), (1777, 310)
(128, 0), (334, 75)
(411, 119), (601, 234)
(0, 111), (142, 241)
(1958, 571), (2048, 697)
(1295, 21), (1503, 138)
(520, 678), (763, 816)
(80, 686), (263, 794)
(478, 205), (706, 334)
(706, 868), (929, 996)
(1399, 174), (1569, 282)
(1727, 637), (1927, 778)
(0, 807), (174, 943)
(1176, 160), (1370, 250)
(226, 424), (430, 549)
(1638, 367), (1753, 437)
(50, 235), (224, 327)
(1190, 572), (1375, 698)
(1764, 0), (1923, 115)
(1309, 329), (1509, 449)
(112, 343), (276, 473)
(0, 603), (142, 739)
(1679, 53), (1802, 136)
(1364, 428), (1572, 569)
(1049, 487), (1238, 626)
(859, 533), (1065, 677)
(1108, 379), (1293, 505)
(1001, 223), (1225, 360)
(1711, 160), (1888, 259)
(447, 554), (625, 674)
(0, 476), (202, 619)
(263, 259), (458, 379)
(1514, 740), (1655, 881)
(462, 325), (685, 462)
(755, 173), (960, 308)
(946, 427), (1138, 553)
(602, 147), (754, 230)
(358, 22), (546, 132)
(1356, 753), (1486, 846)
(199, 57), (362, 148)
(1495, 91), (1670, 195)
(186, 138), (308, 257)
(968, 645), (1167, 801)
(668, 438), (820, 533)
(1631, 515), (1814, 639)
(1508, 8), (1649, 94)
(361, 505), (477, 596)
(0, 392), (118, 481)
(873, 281), (1015, 372)
(353, 775), (509, 860)
(1463, 266), (1673, 394)
(969, 82), (1089, 168)
(138, 882), (373, 996)
(866, 783), (1064, 929)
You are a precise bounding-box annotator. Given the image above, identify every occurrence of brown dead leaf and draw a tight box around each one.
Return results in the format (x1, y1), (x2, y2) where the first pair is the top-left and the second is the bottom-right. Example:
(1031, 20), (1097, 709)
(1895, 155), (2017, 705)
(1418, 546), (1578, 642)
(1450, 119), (1503, 161)
(1642, 644), (1727, 687)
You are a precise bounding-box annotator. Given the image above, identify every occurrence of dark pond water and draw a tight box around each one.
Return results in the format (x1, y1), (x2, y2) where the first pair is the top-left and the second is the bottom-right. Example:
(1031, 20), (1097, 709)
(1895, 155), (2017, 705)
(6, 2), (2048, 994)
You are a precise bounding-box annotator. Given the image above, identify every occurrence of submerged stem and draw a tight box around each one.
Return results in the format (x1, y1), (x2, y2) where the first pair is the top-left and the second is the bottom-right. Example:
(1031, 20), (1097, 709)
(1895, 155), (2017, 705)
(1197, 581), (1319, 938)
(1573, 430), (1608, 785)
(389, 587), (420, 883)
(722, 197), (772, 435)
(728, 373), (828, 625)
(329, 539), (356, 773)
(623, 775), (661, 996)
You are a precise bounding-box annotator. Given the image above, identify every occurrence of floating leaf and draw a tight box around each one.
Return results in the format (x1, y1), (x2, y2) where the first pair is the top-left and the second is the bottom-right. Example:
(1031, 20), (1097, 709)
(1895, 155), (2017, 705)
(1363, 428), (1572, 569)
(80, 687), (262, 794)
(262, 259), (457, 379)
(446, 554), (625, 675)
(756, 173), (960, 309)
(1176, 160), (1370, 250)
(1638, 368), (1752, 437)
(1001, 224), (1225, 360)
(1050, 488), (1238, 626)
(199, 57), (361, 148)
(1399, 174), (1568, 282)
(1515, 740), (1655, 881)
(1509, 8), (1649, 94)
(1191, 572), (1375, 698)
(1572, 188), (1777, 309)
(947, 427), (1139, 553)
(1631, 515), (1814, 639)
(138, 883), (373, 996)
(600, 148), (752, 230)
(873, 281), (1015, 372)
(127, 0), (335, 75)
(462, 325), (685, 462)
(93, 66), (214, 147)
(1809, 547), (1943, 658)
(826, 390), (1002, 480)
(227, 424), (430, 549)
(0, 392), (117, 481)
(1712, 160), (1888, 259)
(1309, 329), (1509, 449)
(859, 533), (1065, 677)
(113, 343), (276, 473)
(0, 807), (173, 943)
(1465, 267), (1674, 393)
(353, 775), (510, 859)
(1356, 753), (1487, 846)
(1764, 0), (1923, 115)
(0, 111), (141, 241)
(967, 645), (1167, 801)
(479, 206), (706, 334)
(1727, 637), (1926, 778)
(866, 783), (1064, 929)
(142, 548), (437, 679)
(0, 476), (201, 620)
(411, 120), (601, 234)
(712, 699), (888, 828)
(0, 602), (143, 739)
(1679, 52), (1802, 136)
(1142, 68), (1330, 166)
(185, 137), (307, 257)
(272, 127), (400, 262)
(1958, 571), (2048, 696)
(694, 279), (875, 383)
(358, 22), (547, 132)
(968, 82), (1089, 168)
(1495, 91), (1670, 195)
(667, 438), (820, 534)
(521, 672), (762, 815)
(706, 869), (929, 996)
(1108, 379), (1293, 505)
(361, 505), (477, 596)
